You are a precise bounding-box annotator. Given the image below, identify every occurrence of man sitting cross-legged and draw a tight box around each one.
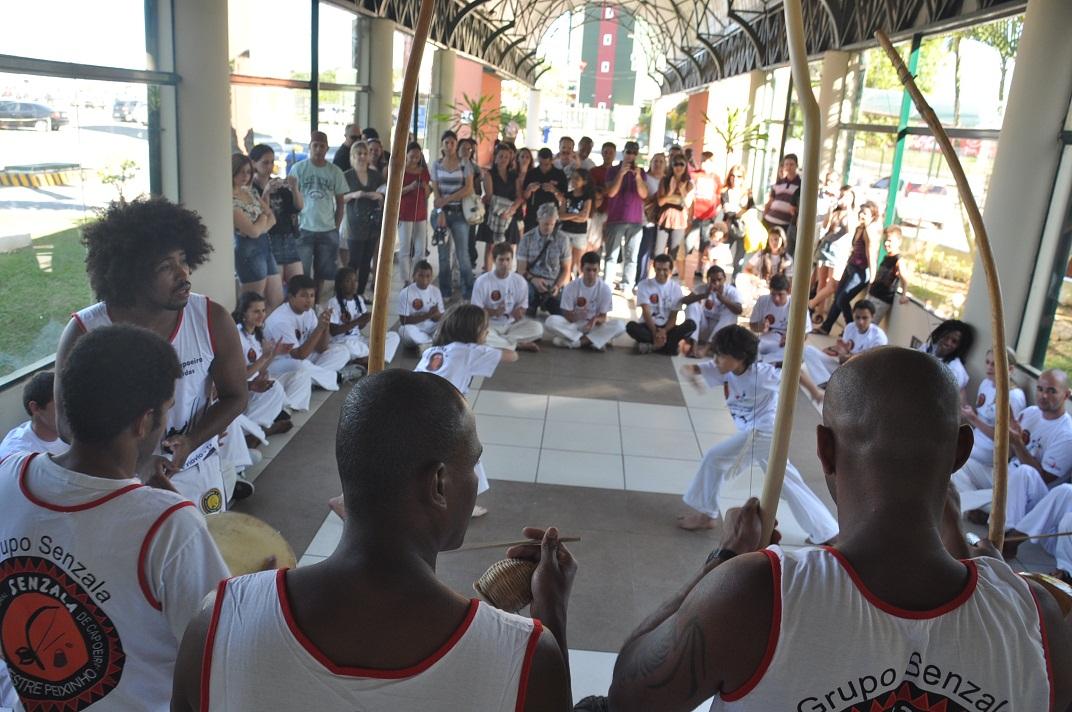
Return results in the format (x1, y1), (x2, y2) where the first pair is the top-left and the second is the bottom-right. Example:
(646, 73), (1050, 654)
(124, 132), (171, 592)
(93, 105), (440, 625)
(0, 371), (69, 460)
(397, 259), (445, 350)
(0, 325), (228, 712)
(471, 242), (544, 352)
(1005, 483), (1072, 583)
(800, 299), (887, 403)
(517, 202), (572, 317)
(626, 253), (696, 355)
(677, 264), (743, 359)
(544, 250), (625, 351)
(605, 347), (1072, 711)
(264, 274), (352, 391)
(172, 370), (577, 712)
(677, 325), (838, 544)
(954, 369), (1072, 525)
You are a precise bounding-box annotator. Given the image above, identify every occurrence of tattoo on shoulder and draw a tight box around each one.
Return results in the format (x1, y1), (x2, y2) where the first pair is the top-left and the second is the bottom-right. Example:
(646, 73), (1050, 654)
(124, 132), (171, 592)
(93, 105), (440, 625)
(627, 617), (708, 698)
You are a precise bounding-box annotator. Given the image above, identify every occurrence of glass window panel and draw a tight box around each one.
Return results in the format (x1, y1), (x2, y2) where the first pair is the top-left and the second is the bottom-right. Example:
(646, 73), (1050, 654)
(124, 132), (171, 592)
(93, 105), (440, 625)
(230, 84), (311, 174)
(228, 0), (311, 79)
(0, 73), (154, 378)
(1, 1), (148, 70)
(319, 3), (360, 86)
(844, 45), (911, 127)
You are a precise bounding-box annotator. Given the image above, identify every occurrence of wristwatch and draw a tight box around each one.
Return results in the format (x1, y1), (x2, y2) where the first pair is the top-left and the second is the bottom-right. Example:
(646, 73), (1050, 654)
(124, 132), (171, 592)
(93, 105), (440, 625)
(705, 547), (737, 566)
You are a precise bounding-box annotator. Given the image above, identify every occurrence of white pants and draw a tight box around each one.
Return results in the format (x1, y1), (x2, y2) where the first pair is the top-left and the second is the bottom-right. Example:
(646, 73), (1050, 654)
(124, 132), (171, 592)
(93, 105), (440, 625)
(0, 666), (14, 710)
(485, 319), (544, 351)
(758, 332), (785, 362)
(333, 331), (399, 363)
(685, 303), (737, 344)
(246, 380), (287, 428)
(1014, 484), (1072, 571)
(173, 451), (227, 515)
(802, 344), (840, 386)
(544, 315), (625, 349)
(952, 458), (1052, 527)
(683, 429), (839, 543)
(274, 370), (313, 412)
(220, 415), (261, 472)
(475, 461), (489, 495)
(401, 320), (437, 347)
(397, 220), (427, 283)
(269, 346), (350, 391)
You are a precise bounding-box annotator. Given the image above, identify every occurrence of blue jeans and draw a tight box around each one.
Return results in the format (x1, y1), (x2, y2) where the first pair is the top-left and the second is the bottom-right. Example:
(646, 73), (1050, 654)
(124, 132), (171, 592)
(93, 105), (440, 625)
(436, 209), (474, 299)
(821, 264), (869, 332)
(297, 228), (340, 284)
(603, 222), (643, 291)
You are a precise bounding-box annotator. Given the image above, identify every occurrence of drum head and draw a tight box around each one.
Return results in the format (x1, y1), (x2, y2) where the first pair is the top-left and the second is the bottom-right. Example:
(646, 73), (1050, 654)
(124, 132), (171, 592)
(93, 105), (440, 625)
(1021, 571), (1072, 618)
(206, 511), (297, 576)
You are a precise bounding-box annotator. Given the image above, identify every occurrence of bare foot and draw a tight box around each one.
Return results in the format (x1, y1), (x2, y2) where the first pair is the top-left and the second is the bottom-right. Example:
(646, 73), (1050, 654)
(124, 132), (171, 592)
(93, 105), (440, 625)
(328, 495), (348, 520)
(677, 512), (717, 530)
(678, 339), (692, 357)
(516, 341), (541, 353)
(471, 504), (488, 518)
(265, 419), (293, 437)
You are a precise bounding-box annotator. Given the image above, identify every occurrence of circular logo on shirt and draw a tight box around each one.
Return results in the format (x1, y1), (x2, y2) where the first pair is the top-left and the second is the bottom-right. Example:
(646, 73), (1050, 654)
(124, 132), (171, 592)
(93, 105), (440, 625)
(0, 556), (125, 710)
(427, 352), (445, 372)
(704, 299), (714, 310)
(649, 294), (659, 304)
(200, 488), (223, 514)
(490, 290), (502, 301)
(1022, 429), (1031, 446)
(246, 348), (256, 364)
(412, 298), (424, 310)
(294, 328), (302, 341)
(977, 393), (986, 407)
(576, 296), (588, 308)
(765, 314), (776, 325)
(845, 340), (855, 352)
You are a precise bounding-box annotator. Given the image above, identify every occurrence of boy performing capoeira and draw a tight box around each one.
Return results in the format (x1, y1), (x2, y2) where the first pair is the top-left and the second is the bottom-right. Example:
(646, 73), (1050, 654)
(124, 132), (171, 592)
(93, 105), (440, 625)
(677, 325), (839, 544)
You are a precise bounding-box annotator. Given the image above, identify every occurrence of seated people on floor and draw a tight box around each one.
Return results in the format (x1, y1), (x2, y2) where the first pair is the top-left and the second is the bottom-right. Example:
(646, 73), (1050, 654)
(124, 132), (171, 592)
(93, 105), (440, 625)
(749, 273), (809, 363)
(954, 369), (1072, 527)
(264, 274), (351, 391)
(678, 264), (742, 358)
(961, 347), (1027, 465)
(472, 242), (544, 352)
(627, 254), (695, 356)
(606, 347), (1071, 711)
(233, 291), (309, 424)
(867, 225), (912, 327)
(917, 319), (974, 404)
(59, 197), (247, 515)
(326, 266), (399, 365)
(677, 325), (838, 544)
(172, 370), (576, 712)
(398, 260), (445, 349)
(0, 371), (68, 460)
(1005, 482), (1072, 582)
(800, 299), (887, 402)
(544, 250), (625, 351)
(1, 325), (228, 712)
(517, 202), (571, 316)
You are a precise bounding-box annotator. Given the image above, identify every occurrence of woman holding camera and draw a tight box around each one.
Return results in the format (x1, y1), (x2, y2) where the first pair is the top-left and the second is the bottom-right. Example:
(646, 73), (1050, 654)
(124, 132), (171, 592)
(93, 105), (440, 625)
(343, 141), (386, 298)
(250, 144), (304, 294)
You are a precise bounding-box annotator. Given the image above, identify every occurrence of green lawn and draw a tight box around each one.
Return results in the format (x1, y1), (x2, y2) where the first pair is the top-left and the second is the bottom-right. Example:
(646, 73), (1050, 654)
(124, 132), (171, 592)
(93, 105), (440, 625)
(0, 227), (93, 378)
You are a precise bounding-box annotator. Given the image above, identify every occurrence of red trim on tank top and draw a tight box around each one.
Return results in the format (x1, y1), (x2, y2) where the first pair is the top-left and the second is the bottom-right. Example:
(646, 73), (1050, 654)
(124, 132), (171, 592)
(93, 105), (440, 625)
(205, 298), (217, 355)
(1028, 585), (1056, 711)
(275, 569), (481, 678)
(18, 452), (144, 512)
(71, 312), (87, 333)
(514, 619), (543, 712)
(200, 578), (230, 712)
(138, 501), (196, 609)
(822, 546), (978, 619)
(720, 549), (781, 701)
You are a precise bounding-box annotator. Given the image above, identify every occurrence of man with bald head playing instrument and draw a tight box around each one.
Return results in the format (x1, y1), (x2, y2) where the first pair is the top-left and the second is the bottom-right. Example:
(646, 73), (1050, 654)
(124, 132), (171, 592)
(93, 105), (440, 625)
(172, 370), (576, 711)
(603, 347), (1071, 711)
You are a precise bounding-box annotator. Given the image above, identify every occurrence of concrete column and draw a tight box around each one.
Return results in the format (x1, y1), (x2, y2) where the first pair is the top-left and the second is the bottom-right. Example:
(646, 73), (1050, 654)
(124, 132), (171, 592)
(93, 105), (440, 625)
(684, 90), (709, 157)
(367, 18), (395, 137)
(527, 89), (542, 148)
(817, 50), (849, 177)
(648, 96), (668, 154)
(479, 70), (503, 165)
(172, 0), (235, 307)
(961, 0), (1072, 375)
(428, 48), (456, 157)
(742, 69), (768, 187)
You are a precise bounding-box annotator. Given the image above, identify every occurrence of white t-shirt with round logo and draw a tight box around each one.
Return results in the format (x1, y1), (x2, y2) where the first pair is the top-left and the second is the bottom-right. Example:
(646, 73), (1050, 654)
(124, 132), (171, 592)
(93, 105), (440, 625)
(471, 272), (529, 326)
(839, 322), (888, 354)
(398, 283), (445, 323)
(0, 421), (69, 461)
(415, 342), (502, 397)
(1015, 406), (1072, 483)
(636, 277), (683, 327)
(560, 279), (613, 322)
(972, 377), (1027, 454)
(697, 361), (780, 433)
(750, 294), (811, 337)
(692, 284), (742, 324)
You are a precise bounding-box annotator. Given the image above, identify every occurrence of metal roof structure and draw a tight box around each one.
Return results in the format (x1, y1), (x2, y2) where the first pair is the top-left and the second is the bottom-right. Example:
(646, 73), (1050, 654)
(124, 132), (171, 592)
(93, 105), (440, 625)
(337, 0), (1025, 92)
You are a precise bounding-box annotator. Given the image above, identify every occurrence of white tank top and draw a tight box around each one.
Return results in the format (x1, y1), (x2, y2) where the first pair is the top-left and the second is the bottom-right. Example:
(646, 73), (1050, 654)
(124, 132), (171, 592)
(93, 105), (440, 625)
(712, 546), (1053, 711)
(73, 295), (218, 467)
(0, 453), (205, 711)
(204, 570), (542, 711)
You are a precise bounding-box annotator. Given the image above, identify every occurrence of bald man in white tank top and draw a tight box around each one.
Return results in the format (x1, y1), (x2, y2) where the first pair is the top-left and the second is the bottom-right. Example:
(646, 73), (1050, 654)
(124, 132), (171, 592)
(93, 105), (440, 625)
(602, 348), (1072, 711)
(55, 199), (248, 514)
(173, 370), (577, 711)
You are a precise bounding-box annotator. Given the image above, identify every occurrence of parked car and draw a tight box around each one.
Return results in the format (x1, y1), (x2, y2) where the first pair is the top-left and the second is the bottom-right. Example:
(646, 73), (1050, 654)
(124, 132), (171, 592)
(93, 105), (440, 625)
(113, 99), (136, 121)
(898, 181), (957, 229)
(0, 101), (68, 131)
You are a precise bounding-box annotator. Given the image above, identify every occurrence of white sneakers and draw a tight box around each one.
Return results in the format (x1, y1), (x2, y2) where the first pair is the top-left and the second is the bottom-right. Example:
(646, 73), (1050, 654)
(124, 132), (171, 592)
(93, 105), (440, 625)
(552, 336), (581, 350)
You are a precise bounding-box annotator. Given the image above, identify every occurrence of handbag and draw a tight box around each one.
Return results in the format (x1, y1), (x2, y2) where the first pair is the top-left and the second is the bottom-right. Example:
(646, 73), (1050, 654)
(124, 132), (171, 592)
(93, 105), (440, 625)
(463, 193), (486, 225)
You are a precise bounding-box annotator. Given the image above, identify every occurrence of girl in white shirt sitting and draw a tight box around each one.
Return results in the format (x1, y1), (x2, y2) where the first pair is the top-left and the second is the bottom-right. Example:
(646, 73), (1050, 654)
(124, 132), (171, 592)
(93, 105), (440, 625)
(327, 266), (399, 365)
(233, 291), (313, 419)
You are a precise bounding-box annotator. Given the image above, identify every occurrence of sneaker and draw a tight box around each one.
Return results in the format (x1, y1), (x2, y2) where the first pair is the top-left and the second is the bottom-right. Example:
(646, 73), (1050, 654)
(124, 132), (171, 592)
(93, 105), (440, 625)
(552, 336), (580, 349)
(232, 476), (255, 501)
(340, 364), (366, 383)
(635, 342), (654, 354)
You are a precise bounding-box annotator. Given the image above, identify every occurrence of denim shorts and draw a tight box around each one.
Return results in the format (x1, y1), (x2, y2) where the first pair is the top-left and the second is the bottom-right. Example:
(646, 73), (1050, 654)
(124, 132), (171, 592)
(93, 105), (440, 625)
(268, 232), (301, 265)
(234, 233), (279, 283)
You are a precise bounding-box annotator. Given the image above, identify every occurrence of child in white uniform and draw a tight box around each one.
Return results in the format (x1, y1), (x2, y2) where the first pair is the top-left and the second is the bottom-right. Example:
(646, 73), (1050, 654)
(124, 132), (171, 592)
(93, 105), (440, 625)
(544, 250), (625, 350)
(678, 325), (839, 544)
(916, 319), (974, 405)
(471, 242), (544, 351)
(327, 267), (400, 364)
(0, 371), (69, 460)
(679, 264), (743, 358)
(398, 260), (445, 349)
(264, 274), (351, 391)
(749, 273), (809, 363)
(800, 299), (887, 402)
